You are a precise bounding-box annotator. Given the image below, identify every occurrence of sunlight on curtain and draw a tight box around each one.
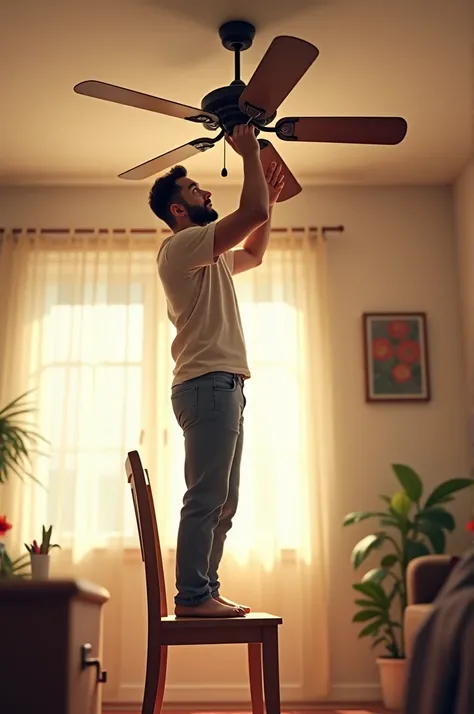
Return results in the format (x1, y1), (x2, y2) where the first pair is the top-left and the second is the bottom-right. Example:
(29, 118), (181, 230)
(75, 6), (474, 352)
(0, 228), (333, 700)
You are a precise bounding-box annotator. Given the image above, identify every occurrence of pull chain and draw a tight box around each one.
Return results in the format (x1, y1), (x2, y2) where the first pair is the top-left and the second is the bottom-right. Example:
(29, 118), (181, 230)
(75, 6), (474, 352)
(221, 137), (228, 178)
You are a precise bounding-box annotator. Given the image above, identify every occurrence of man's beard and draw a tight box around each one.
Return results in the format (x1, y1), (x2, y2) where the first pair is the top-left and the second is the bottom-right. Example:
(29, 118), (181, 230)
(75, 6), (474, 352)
(186, 202), (218, 226)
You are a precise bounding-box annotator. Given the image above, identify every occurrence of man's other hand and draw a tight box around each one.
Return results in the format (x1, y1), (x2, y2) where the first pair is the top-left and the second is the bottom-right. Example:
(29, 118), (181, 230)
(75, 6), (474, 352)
(266, 162), (285, 205)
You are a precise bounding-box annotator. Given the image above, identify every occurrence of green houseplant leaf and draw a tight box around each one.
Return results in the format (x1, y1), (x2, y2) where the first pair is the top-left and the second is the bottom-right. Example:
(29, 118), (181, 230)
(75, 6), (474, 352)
(392, 464), (423, 503)
(0, 547), (31, 579)
(343, 512), (387, 526)
(353, 581), (390, 608)
(416, 521), (446, 554)
(405, 539), (431, 562)
(0, 390), (49, 485)
(362, 568), (389, 584)
(418, 507), (455, 531)
(424, 479), (474, 509)
(353, 609), (383, 623)
(358, 620), (387, 638)
(381, 554), (399, 568)
(351, 533), (387, 569)
(343, 463), (474, 659)
(355, 598), (385, 609)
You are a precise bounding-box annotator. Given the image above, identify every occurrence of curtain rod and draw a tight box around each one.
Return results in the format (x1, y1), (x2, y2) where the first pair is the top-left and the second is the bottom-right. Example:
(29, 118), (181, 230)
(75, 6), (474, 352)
(0, 225), (344, 236)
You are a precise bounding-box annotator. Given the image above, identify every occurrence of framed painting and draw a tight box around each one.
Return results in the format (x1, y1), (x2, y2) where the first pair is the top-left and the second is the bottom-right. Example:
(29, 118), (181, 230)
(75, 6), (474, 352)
(362, 312), (431, 403)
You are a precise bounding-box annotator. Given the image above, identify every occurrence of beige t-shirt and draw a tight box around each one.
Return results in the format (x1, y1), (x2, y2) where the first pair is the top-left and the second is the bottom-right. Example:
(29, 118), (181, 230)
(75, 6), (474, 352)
(157, 223), (250, 386)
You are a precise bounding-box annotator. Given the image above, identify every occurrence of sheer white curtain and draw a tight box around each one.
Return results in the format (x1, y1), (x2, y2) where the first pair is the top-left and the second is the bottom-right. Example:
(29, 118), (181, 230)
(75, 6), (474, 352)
(0, 228), (333, 701)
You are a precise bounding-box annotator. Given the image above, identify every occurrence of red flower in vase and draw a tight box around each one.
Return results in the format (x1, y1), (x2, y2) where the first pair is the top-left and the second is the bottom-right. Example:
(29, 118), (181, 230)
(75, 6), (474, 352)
(0, 515), (13, 536)
(465, 521), (474, 533)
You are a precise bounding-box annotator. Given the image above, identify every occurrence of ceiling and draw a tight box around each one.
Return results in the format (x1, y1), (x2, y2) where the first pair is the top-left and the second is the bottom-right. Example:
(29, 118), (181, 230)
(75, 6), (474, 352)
(1, 0), (473, 187)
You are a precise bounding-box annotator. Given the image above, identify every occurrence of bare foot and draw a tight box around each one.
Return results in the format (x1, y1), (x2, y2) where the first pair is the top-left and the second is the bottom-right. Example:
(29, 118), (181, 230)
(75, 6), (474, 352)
(175, 597), (246, 618)
(214, 595), (251, 613)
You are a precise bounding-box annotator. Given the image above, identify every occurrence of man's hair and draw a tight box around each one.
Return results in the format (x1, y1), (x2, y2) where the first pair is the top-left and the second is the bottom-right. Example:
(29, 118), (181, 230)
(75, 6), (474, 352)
(148, 165), (187, 227)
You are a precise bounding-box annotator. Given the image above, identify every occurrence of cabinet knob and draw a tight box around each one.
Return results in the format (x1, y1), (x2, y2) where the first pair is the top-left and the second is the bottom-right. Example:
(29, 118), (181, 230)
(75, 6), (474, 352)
(81, 643), (107, 683)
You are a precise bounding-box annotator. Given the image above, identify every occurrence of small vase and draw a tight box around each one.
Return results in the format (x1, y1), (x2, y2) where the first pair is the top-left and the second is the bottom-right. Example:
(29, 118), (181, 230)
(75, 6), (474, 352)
(30, 553), (50, 580)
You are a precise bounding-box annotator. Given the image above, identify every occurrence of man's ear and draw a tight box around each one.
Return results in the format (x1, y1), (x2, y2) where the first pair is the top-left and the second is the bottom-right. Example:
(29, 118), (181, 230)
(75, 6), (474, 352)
(170, 203), (186, 219)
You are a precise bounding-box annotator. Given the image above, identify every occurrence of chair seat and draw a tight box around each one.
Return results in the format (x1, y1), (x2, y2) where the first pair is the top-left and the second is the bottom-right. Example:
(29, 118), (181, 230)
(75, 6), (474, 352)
(159, 612), (283, 646)
(161, 611), (282, 628)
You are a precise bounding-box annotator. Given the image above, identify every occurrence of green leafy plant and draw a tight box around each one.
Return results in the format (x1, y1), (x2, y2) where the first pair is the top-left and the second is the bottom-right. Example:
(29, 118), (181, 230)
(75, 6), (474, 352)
(25, 525), (60, 555)
(0, 549), (31, 579)
(0, 390), (49, 484)
(343, 464), (474, 658)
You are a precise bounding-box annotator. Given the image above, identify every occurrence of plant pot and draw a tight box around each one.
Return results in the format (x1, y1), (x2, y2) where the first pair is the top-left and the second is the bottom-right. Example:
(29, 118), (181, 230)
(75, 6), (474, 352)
(376, 656), (406, 711)
(30, 553), (50, 580)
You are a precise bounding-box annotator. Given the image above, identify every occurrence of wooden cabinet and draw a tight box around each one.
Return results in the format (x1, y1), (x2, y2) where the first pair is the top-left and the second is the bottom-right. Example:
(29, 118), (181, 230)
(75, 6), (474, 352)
(0, 579), (110, 714)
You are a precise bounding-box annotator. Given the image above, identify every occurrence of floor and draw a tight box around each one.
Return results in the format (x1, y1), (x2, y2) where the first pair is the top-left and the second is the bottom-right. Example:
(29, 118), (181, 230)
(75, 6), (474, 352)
(105, 708), (391, 714)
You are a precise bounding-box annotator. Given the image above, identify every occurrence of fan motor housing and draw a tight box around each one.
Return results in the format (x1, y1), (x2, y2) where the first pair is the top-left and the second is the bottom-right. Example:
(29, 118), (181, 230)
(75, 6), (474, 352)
(218, 20), (256, 52)
(201, 84), (275, 134)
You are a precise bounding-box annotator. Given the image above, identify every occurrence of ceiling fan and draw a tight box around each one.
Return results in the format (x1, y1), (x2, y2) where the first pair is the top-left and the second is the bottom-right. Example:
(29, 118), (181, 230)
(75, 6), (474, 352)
(73, 20), (407, 202)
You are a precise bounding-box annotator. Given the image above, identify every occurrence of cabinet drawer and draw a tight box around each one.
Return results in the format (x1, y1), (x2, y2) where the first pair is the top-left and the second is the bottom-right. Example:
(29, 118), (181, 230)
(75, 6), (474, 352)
(69, 598), (106, 714)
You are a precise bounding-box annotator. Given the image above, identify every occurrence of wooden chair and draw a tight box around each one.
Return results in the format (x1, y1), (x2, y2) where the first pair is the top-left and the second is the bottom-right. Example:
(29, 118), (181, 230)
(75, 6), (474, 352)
(125, 449), (283, 714)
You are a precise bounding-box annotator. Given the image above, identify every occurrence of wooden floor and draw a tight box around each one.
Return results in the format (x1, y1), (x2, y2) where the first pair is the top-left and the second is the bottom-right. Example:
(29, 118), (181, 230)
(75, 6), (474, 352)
(105, 707), (391, 714)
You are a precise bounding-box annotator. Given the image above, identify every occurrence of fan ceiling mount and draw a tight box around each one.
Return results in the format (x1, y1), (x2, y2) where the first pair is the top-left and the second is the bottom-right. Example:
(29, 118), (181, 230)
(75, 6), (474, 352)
(73, 19), (408, 202)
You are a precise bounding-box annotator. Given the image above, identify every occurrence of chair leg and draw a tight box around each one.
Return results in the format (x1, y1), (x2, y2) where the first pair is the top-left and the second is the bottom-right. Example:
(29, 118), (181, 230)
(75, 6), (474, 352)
(262, 627), (281, 714)
(143, 637), (168, 714)
(248, 643), (264, 714)
(154, 646), (167, 714)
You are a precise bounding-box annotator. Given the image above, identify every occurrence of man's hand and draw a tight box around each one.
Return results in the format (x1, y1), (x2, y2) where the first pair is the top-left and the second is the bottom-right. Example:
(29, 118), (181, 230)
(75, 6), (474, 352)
(226, 124), (260, 158)
(266, 162), (285, 206)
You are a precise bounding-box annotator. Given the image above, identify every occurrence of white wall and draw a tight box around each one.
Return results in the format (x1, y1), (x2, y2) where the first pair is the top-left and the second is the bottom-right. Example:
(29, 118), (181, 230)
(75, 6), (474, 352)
(0, 183), (471, 702)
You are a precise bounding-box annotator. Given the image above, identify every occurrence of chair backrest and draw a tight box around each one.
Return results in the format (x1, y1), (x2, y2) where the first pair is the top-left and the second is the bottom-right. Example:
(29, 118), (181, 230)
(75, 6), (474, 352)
(125, 450), (168, 619)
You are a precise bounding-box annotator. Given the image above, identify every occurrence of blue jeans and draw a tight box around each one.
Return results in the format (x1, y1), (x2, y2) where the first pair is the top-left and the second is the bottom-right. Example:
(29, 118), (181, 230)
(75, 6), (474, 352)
(171, 371), (246, 606)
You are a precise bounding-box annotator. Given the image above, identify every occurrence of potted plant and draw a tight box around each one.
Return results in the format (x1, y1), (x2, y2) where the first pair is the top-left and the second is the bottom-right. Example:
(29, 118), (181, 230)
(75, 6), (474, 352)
(0, 390), (48, 484)
(25, 525), (60, 580)
(343, 463), (474, 710)
(0, 515), (31, 579)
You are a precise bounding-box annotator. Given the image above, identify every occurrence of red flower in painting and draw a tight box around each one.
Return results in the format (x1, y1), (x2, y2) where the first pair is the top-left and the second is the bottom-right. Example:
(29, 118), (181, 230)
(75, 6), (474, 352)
(387, 320), (410, 340)
(392, 363), (412, 383)
(466, 521), (474, 533)
(0, 515), (13, 536)
(372, 338), (394, 361)
(396, 340), (420, 364)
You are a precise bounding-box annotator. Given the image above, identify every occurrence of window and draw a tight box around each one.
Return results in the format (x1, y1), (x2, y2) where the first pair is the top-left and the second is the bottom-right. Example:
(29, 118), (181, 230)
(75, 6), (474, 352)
(33, 264), (150, 546)
(32, 244), (312, 558)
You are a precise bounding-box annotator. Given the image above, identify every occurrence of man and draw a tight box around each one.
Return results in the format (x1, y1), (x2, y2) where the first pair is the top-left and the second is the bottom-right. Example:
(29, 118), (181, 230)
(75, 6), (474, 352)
(150, 124), (284, 617)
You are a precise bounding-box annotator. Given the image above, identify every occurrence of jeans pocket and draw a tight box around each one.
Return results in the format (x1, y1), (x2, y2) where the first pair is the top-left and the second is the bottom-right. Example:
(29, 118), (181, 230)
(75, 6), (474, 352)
(212, 374), (243, 429)
(171, 386), (198, 431)
(213, 372), (237, 392)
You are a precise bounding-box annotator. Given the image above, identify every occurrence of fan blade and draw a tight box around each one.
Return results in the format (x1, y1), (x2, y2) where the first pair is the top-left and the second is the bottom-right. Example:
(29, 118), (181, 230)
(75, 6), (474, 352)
(259, 140), (302, 202)
(119, 138), (217, 181)
(275, 116), (408, 145)
(74, 80), (219, 128)
(239, 36), (319, 121)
